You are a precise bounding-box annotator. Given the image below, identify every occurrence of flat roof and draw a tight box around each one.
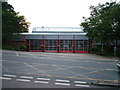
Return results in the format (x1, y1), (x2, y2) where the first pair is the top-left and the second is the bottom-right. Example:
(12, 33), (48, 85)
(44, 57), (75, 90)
(20, 32), (87, 35)
(32, 27), (83, 32)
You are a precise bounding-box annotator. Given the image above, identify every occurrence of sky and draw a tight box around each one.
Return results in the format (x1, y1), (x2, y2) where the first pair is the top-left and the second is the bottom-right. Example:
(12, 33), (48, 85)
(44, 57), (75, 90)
(8, 0), (117, 32)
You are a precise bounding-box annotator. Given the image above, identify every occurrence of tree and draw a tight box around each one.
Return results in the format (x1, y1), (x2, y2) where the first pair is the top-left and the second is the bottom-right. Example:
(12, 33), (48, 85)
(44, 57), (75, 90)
(2, 2), (30, 45)
(81, 2), (120, 56)
(81, 2), (120, 45)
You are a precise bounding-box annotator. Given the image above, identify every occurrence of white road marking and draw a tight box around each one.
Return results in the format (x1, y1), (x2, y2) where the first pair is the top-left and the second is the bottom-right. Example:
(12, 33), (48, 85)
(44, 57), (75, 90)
(105, 69), (116, 71)
(20, 76), (33, 79)
(3, 74), (16, 77)
(55, 82), (70, 86)
(75, 84), (90, 87)
(34, 81), (49, 84)
(24, 63), (49, 76)
(34, 57), (38, 58)
(37, 78), (50, 81)
(55, 79), (70, 83)
(0, 77), (12, 80)
(16, 79), (30, 82)
(16, 52), (19, 56)
(74, 81), (87, 84)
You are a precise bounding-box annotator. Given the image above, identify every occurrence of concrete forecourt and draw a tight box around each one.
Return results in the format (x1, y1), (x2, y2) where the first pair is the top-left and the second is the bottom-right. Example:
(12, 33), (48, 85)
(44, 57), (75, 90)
(0, 50), (120, 88)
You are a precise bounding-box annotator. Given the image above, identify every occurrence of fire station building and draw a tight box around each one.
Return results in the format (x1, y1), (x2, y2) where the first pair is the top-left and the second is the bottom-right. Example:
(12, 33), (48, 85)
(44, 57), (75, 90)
(16, 27), (89, 53)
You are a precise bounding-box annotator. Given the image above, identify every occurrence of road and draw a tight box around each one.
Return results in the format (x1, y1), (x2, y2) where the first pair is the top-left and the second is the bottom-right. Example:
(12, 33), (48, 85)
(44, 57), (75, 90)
(0, 50), (120, 88)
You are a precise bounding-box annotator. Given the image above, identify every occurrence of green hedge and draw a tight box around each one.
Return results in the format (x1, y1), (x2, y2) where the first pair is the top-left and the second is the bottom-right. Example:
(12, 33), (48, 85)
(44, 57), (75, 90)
(90, 45), (120, 57)
(2, 44), (26, 51)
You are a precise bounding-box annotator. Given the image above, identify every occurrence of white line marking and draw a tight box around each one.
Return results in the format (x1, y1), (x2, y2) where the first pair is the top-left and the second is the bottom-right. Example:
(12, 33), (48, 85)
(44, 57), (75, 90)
(74, 81), (87, 84)
(106, 69), (116, 71)
(55, 79), (70, 83)
(34, 81), (49, 84)
(55, 82), (70, 86)
(0, 77), (12, 80)
(20, 76), (33, 79)
(75, 84), (90, 87)
(3, 74), (16, 77)
(24, 63), (49, 76)
(16, 52), (19, 56)
(16, 79), (30, 82)
(37, 78), (50, 81)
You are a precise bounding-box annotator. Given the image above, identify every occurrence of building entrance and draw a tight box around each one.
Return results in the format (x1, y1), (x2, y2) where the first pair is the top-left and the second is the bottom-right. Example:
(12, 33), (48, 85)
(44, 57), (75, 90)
(60, 40), (73, 52)
(45, 40), (57, 52)
(29, 39), (42, 51)
(27, 39), (89, 53)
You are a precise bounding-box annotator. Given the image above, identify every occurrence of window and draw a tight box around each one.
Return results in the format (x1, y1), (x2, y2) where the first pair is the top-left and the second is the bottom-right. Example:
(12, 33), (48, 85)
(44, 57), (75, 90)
(45, 40), (57, 51)
(30, 40), (42, 50)
(76, 40), (88, 51)
(60, 40), (72, 51)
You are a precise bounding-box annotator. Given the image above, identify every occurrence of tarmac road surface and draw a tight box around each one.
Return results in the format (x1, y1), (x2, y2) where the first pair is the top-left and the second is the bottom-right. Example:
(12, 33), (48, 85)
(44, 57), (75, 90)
(0, 50), (120, 88)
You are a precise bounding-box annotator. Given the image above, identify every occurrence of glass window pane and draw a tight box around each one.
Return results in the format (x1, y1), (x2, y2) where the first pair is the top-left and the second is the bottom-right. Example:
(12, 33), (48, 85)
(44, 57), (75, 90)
(45, 40), (57, 51)
(30, 39), (42, 50)
(60, 40), (72, 51)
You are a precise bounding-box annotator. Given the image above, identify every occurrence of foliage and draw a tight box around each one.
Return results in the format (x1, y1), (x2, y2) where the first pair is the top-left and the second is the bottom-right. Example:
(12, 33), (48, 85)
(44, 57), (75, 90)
(90, 46), (101, 54)
(2, 44), (26, 51)
(16, 44), (26, 51)
(2, 2), (30, 45)
(2, 45), (15, 50)
(81, 2), (120, 57)
(81, 2), (120, 45)
(90, 45), (114, 56)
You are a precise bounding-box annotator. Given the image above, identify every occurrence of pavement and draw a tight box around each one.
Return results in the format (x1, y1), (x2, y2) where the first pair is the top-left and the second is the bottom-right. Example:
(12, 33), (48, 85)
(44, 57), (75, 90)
(0, 50), (120, 88)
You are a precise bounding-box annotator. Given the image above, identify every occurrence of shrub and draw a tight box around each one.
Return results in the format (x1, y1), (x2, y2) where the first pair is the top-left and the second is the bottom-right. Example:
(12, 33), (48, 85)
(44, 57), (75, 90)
(90, 45), (114, 56)
(117, 51), (120, 57)
(2, 45), (14, 50)
(90, 46), (101, 54)
(16, 44), (26, 51)
(2, 44), (26, 51)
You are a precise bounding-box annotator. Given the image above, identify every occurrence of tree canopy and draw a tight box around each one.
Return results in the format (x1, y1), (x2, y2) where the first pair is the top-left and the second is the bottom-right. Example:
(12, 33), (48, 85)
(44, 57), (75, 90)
(2, 1), (30, 45)
(81, 2), (120, 46)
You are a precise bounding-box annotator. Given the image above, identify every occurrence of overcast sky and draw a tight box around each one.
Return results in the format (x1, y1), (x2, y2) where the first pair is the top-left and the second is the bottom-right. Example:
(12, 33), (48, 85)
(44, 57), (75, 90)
(8, 0), (117, 32)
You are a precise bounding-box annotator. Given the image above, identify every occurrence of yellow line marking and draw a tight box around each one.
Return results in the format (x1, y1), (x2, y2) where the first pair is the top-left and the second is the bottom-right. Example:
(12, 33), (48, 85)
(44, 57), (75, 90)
(7, 70), (120, 83)
(52, 65), (90, 79)
(2, 59), (116, 72)
(0, 64), (10, 72)
(83, 70), (117, 79)
(24, 63), (49, 76)
(1, 52), (118, 61)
